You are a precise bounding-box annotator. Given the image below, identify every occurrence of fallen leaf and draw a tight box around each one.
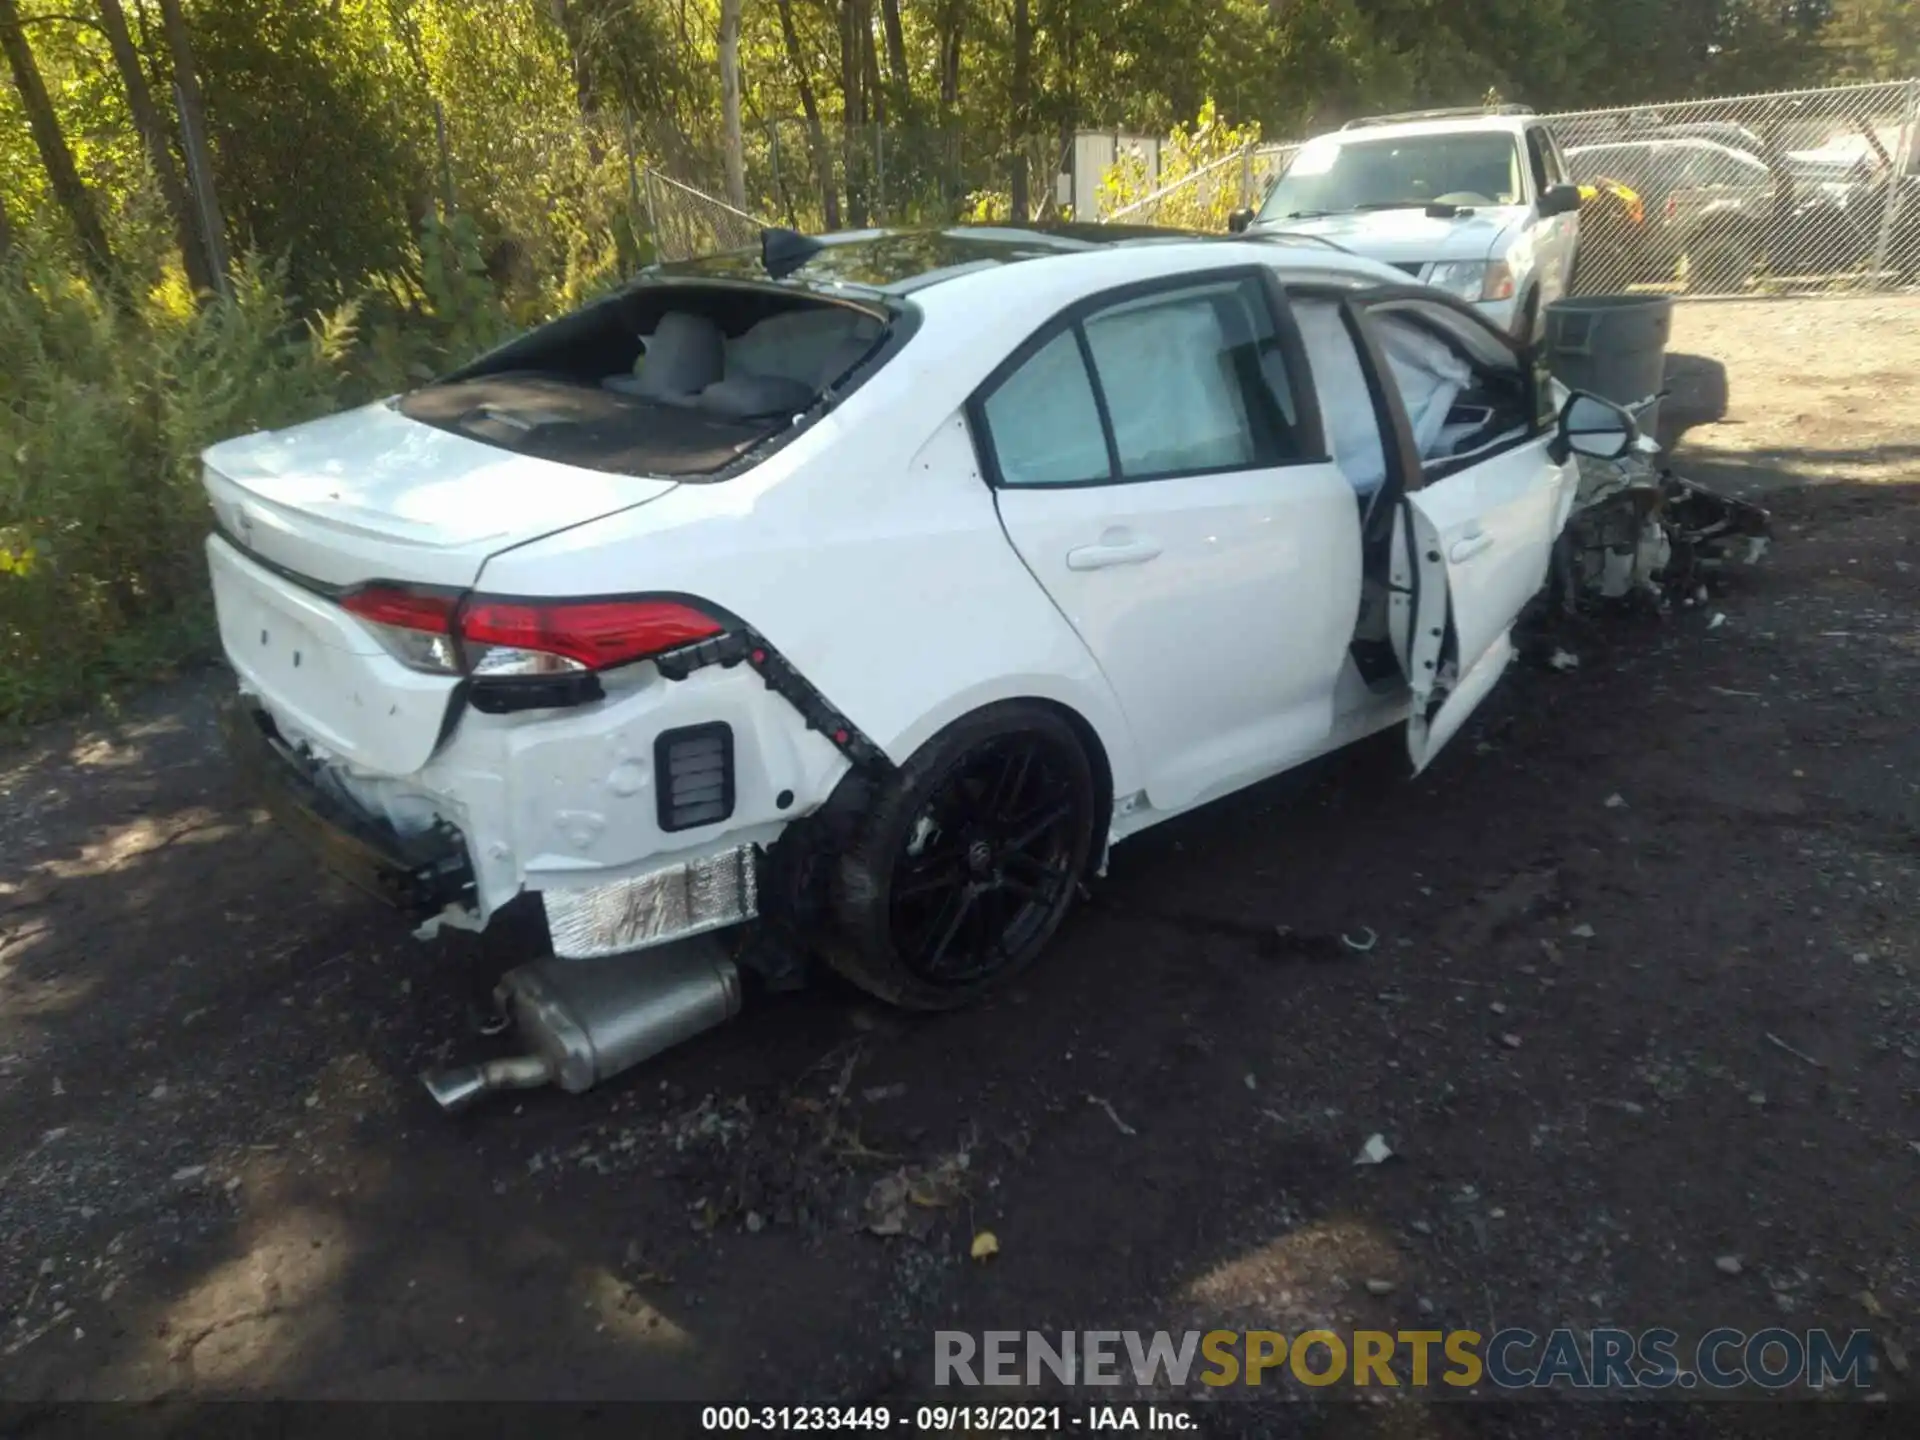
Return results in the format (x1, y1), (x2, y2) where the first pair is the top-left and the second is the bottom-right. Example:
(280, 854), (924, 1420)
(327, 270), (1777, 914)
(1354, 1133), (1394, 1166)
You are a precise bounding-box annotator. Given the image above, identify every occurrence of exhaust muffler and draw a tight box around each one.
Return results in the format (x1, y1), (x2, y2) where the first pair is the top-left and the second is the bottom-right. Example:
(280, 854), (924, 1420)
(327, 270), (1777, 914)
(422, 937), (742, 1113)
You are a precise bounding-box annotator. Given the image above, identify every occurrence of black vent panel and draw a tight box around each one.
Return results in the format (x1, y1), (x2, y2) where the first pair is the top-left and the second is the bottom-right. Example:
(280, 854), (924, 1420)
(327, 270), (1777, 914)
(655, 723), (735, 832)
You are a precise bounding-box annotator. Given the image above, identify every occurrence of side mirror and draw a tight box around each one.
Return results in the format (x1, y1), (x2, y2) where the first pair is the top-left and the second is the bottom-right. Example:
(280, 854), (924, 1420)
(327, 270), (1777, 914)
(1227, 207), (1255, 234)
(1539, 183), (1583, 217)
(1551, 391), (1638, 463)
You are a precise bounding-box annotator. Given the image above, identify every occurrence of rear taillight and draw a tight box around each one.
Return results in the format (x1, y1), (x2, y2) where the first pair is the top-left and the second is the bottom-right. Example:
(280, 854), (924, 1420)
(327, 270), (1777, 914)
(339, 584), (725, 681)
(461, 598), (724, 677)
(340, 584), (462, 674)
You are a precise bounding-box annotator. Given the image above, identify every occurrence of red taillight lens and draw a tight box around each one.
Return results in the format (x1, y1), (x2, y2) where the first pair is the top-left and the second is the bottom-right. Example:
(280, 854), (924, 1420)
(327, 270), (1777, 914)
(340, 583), (462, 674)
(340, 585), (459, 633)
(460, 598), (724, 673)
(340, 584), (725, 679)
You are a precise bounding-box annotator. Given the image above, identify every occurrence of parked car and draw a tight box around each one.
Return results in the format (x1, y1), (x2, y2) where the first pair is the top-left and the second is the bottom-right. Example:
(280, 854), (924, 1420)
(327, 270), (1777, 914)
(204, 224), (1635, 1105)
(1573, 174), (1649, 288)
(1567, 121), (1916, 289)
(1230, 106), (1583, 340)
(1566, 136), (1778, 287)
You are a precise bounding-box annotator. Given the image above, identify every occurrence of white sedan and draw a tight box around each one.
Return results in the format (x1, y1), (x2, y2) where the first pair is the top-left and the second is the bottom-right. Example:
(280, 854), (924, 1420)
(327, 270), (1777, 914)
(202, 224), (1635, 1106)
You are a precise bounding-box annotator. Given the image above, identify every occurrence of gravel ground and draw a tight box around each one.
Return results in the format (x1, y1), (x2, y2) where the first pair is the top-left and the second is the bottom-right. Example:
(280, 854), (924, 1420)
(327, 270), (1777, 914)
(3, 297), (1919, 1435)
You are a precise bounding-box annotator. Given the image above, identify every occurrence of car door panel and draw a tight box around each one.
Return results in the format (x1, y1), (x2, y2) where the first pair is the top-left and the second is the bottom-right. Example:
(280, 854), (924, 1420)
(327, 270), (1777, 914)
(1390, 441), (1562, 773)
(980, 270), (1363, 816)
(1340, 288), (1572, 773)
(997, 465), (1362, 813)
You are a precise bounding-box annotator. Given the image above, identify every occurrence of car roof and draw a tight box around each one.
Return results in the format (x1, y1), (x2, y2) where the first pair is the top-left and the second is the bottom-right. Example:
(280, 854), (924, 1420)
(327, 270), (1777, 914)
(652, 223), (1371, 298)
(1315, 116), (1533, 143)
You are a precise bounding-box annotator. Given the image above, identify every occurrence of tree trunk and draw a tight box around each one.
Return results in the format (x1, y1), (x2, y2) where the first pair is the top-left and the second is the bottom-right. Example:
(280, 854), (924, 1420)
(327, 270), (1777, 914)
(155, 0), (229, 290)
(97, 0), (212, 293)
(1051, 0), (1076, 221)
(547, 0), (610, 163)
(0, 191), (16, 260)
(776, 0), (839, 228)
(0, 0), (116, 283)
(879, 0), (910, 110)
(1010, 0), (1031, 220)
(938, 0), (963, 112)
(719, 0), (746, 209)
(860, 0), (884, 128)
(547, 1), (596, 120)
(839, 0), (867, 225)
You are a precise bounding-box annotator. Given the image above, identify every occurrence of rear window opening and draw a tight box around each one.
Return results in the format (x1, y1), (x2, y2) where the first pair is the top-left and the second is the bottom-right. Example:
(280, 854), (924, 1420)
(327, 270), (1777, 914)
(397, 282), (896, 479)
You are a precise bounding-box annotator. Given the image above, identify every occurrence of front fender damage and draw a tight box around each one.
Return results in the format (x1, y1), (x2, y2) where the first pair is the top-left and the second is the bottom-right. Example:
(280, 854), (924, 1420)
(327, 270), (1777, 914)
(1553, 447), (1772, 610)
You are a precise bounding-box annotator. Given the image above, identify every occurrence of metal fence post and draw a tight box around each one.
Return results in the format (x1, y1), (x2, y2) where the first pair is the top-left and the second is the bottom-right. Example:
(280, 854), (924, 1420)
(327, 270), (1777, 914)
(1868, 78), (1920, 287)
(642, 165), (663, 262)
(1239, 141), (1253, 210)
(874, 123), (886, 222)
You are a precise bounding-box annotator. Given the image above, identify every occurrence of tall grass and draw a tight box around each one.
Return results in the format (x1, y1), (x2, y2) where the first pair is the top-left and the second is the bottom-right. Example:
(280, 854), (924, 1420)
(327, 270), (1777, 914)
(0, 212), (516, 728)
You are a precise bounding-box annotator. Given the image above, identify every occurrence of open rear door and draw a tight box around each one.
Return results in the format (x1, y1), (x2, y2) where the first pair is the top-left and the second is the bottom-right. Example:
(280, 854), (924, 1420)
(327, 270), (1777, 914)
(1339, 288), (1573, 774)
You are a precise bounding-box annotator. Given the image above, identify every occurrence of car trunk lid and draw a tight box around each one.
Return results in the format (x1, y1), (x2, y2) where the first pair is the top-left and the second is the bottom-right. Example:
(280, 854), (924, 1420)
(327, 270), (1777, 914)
(202, 399), (680, 590)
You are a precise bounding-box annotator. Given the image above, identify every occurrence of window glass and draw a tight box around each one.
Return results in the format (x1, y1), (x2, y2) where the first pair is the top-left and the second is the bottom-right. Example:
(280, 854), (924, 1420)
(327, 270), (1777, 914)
(979, 329), (1110, 486)
(1677, 143), (1720, 187)
(1259, 132), (1524, 219)
(1291, 298), (1389, 495)
(1567, 146), (1641, 188)
(1545, 131), (1573, 185)
(1525, 129), (1553, 192)
(1702, 146), (1768, 187)
(1082, 279), (1291, 478)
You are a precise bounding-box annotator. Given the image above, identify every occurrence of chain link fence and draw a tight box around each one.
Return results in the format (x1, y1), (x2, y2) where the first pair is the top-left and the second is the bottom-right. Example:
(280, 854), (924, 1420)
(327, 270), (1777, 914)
(642, 169), (771, 262)
(441, 77), (1920, 289)
(608, 122), (1070, 261)
(1550, 80), (1920, 295)
(721, 121), (1073, 232)
(1097, 78), (1920, 299)
(1103, 143), (1299, 230)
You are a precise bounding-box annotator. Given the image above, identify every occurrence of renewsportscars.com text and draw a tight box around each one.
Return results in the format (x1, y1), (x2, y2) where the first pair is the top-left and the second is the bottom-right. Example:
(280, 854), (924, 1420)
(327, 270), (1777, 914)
(934, 1327), (1878, 1392)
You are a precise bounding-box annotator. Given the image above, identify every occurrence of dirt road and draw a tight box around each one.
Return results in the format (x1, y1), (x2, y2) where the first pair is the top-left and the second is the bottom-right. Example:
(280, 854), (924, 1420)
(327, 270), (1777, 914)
(3, 298), (1918, 1434)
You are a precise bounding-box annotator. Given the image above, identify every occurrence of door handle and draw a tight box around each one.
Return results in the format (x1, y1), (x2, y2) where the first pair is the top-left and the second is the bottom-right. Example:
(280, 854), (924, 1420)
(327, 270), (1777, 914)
(1066, 538), (1163, 571)
(1449, 530), (1495, 564)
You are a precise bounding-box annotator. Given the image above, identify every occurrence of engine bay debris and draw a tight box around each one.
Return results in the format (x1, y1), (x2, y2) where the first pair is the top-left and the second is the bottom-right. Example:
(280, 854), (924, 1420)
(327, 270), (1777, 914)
(1554, 447), (1773, 610)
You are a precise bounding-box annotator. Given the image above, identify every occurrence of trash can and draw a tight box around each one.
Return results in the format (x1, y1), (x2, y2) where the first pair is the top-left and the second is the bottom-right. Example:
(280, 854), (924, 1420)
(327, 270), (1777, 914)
(1543, 294), (1674, 444)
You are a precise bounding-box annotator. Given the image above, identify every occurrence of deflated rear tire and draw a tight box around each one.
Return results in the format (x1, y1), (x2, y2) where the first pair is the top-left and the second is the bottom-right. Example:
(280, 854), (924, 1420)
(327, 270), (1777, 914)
(826, 703), (1097, 1011)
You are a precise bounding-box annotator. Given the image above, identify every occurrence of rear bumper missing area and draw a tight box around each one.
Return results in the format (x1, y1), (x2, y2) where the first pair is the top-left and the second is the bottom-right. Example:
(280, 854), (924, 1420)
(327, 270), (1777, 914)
(221, 697), (477, 919)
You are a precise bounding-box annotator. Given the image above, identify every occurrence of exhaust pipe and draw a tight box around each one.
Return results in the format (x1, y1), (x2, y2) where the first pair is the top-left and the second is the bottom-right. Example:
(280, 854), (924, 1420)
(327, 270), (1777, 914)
(422, 937), (742, 1114)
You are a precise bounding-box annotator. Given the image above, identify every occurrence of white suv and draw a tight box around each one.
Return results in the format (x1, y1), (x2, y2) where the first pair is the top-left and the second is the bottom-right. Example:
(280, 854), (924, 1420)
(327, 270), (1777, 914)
(1234, 106), (1583, 340)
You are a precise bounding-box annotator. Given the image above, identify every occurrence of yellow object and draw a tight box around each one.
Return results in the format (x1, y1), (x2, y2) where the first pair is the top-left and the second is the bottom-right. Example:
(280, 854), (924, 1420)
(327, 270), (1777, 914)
(970, 1230), (999, 1261)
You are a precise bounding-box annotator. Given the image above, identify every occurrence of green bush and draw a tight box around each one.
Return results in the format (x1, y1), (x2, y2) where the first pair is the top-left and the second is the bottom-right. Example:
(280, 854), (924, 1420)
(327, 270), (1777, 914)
(0, 192), (586, 729)
(0, 248), (358, 725)
(1097, 100), (1264, 230)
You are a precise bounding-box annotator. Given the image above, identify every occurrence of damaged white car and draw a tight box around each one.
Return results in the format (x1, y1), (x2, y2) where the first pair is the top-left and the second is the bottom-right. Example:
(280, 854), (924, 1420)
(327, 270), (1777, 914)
(204, 224), (1639, 1109)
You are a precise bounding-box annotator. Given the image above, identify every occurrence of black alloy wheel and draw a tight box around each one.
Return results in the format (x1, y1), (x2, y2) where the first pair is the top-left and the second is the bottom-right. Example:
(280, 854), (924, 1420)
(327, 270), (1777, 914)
(826, 704), (1097, 1010)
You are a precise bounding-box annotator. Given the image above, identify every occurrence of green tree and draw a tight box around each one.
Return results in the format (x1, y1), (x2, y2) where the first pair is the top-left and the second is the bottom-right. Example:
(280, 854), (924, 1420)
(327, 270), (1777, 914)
(0, 0), (117, 281)
(1825, 0), (1920, 78)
